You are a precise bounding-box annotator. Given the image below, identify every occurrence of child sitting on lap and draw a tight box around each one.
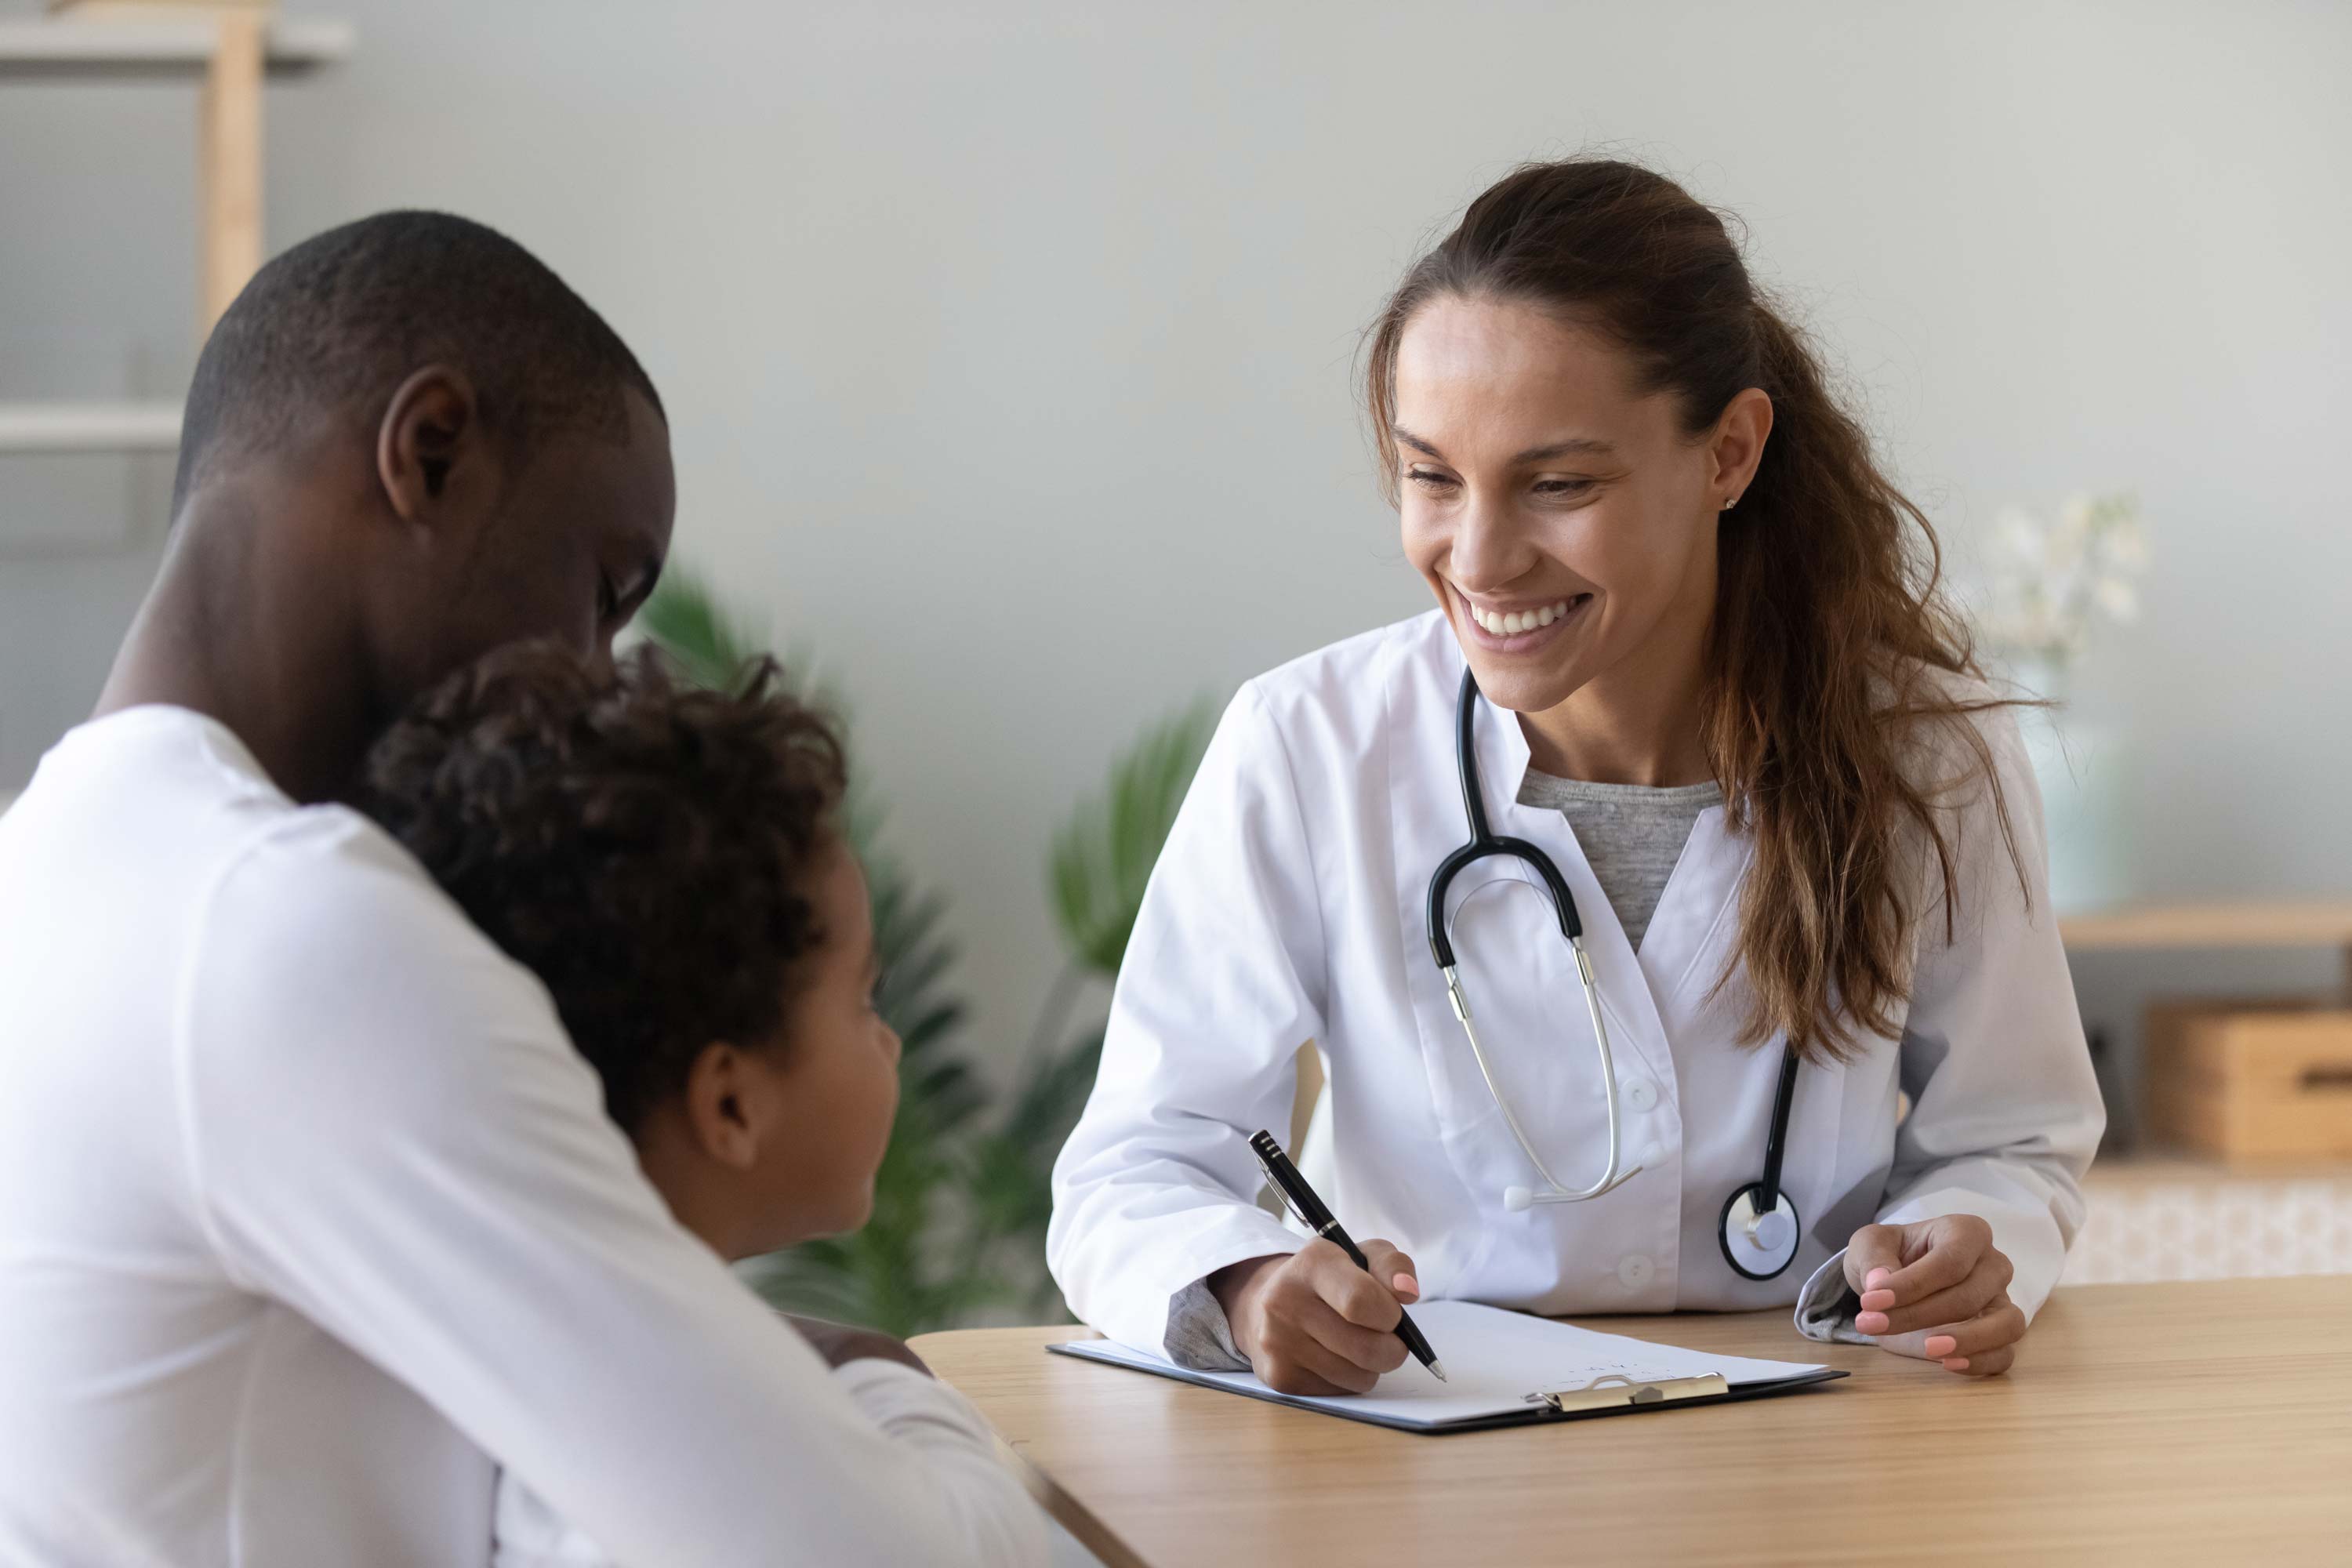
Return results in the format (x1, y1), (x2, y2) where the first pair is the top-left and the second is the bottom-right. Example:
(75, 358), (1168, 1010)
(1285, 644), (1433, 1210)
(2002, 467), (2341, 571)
(360, 641), (1036, 1568)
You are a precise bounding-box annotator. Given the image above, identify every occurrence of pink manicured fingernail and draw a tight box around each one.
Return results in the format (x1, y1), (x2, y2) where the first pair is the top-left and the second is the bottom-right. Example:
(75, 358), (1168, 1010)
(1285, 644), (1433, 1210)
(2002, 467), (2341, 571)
(1924, 1335), (1958, 1358)
(1865, 1268), (1891, 1290)
(1859, 1289), (1896, 1312)
(1943, 1357), (1970, 1372)
(1392, 1273), (1419, 1297)
(1856, 1311), (1889, 1334)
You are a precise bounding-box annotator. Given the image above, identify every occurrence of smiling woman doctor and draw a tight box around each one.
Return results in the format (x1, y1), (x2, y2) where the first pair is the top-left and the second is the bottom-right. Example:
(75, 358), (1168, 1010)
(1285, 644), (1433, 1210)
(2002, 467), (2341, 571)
(1047, 159), (2107, 1396)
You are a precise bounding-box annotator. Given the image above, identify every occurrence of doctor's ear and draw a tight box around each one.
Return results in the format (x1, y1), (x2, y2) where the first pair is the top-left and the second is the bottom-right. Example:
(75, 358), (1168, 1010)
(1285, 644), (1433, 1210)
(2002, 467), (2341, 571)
(376, 365), (499, 527)
(1707, 387), (1774, 512)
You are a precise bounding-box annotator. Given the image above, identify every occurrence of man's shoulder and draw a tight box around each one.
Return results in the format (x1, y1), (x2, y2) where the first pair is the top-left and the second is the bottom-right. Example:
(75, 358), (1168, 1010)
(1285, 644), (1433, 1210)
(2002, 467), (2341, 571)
(1, 708), (488, 1000)
(180, 801), (581, 1134)
(201, 804), (528, 1005)
(214, 801), (436, 906)
(2, 706), (412, 909)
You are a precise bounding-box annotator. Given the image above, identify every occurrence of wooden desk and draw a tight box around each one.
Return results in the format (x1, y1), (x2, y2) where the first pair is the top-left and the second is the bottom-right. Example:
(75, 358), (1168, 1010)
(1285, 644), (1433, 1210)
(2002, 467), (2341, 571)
(912, 1278), (2352, 1566)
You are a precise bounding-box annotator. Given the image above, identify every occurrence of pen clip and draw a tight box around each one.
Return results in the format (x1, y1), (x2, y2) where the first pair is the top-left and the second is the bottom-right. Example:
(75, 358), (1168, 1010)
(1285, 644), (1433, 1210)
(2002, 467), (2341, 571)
(1250, 1147), (1311, 1229)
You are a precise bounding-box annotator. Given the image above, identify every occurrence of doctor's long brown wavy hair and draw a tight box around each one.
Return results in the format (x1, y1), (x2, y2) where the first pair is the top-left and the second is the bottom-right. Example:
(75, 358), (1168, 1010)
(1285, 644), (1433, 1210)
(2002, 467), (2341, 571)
(1366, 160), (2028, 1065)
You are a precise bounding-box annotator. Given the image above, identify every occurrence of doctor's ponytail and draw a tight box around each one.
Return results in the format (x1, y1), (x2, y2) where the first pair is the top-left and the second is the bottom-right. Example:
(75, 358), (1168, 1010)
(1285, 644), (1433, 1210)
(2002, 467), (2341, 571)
(1364, 159), (2030, 1064)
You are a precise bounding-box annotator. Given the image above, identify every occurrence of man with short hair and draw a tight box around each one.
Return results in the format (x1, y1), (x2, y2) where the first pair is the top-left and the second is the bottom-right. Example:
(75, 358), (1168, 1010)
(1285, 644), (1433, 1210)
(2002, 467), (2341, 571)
(0, 212), (1044, 1567)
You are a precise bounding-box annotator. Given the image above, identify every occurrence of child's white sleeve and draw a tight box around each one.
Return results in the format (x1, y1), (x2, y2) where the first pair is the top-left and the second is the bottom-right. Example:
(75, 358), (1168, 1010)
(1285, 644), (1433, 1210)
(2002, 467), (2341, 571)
(829, 1359), (1050, 1568)
(493, 1466), (612, 1568)
(490, 1359), (1047, 1568)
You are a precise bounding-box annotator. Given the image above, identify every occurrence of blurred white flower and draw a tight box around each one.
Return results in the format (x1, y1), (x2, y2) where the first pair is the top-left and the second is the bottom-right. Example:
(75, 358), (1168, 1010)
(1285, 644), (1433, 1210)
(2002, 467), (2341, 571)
(1974, 490), (2147, 667)
(2098, 514), (2151, 572)
(1992, 507), (2045, 566)
(2092, 577), (2140, 623)
(2048, 495), (2093, 577)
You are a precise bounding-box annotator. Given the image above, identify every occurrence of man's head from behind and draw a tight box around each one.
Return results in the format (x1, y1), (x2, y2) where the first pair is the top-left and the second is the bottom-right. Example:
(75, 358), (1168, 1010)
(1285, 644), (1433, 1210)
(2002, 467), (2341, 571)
(175, 210), (676, 730)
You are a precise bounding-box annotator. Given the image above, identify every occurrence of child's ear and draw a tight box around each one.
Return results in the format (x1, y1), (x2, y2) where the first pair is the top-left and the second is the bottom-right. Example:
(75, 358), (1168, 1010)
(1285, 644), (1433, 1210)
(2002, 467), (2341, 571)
(681, 1042), (764, 1170)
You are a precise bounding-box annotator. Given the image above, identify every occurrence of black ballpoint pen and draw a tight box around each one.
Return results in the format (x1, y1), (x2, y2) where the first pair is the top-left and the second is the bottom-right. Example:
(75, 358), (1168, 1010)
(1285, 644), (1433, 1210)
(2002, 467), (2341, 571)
(1247, 1128), (1446, 1382)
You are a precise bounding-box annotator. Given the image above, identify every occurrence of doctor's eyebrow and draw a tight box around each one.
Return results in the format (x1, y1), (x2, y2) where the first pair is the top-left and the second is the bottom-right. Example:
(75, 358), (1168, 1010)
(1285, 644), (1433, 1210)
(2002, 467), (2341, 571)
(1390, 425), (1617, 465)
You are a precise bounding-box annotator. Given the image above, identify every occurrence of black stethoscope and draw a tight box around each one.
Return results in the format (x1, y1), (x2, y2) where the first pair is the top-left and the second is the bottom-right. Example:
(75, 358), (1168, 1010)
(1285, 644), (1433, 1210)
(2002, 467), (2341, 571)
(1424, 667), (1804, 1281)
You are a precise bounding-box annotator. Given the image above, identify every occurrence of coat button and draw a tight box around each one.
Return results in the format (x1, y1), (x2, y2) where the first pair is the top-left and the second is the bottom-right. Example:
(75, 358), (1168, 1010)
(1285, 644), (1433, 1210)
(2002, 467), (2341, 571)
(1621, 1078), (1659, 1113)
(1617, 1254), (1654, 1289)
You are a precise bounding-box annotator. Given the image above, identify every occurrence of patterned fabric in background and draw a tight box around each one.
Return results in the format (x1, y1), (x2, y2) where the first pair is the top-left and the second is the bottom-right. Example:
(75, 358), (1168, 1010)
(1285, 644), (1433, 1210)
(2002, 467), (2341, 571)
(2068, 1168), (2352, 1283)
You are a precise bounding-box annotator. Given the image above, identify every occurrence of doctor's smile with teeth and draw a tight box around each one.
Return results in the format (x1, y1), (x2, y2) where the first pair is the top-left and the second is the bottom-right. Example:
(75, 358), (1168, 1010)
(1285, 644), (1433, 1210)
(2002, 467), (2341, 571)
(1050, 158), (2102, 1399)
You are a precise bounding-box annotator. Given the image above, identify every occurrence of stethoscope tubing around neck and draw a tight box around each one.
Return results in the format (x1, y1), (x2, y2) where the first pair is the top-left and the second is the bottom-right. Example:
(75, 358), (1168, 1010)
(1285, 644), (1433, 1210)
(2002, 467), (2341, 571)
(1428, 666), (1635, 1203)
(1423, 663), (1802, 1245)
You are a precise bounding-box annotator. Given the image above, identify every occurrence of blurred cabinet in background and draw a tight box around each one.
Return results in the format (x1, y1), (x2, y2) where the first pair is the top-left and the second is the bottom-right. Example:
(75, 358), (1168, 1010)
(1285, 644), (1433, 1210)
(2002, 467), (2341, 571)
(2063, 901), (2352, 1286)
(2144, 1000), (2352, 1160)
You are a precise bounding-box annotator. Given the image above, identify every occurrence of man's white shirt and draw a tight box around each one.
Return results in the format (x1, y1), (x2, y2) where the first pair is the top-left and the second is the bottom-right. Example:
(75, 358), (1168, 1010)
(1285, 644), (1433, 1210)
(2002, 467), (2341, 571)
(0, 706), (1044, 1567)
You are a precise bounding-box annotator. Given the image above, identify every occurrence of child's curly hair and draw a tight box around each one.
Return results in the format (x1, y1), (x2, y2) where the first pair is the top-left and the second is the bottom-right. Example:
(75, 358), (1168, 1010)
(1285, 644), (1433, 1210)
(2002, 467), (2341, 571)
(358, 641), (849, 1132)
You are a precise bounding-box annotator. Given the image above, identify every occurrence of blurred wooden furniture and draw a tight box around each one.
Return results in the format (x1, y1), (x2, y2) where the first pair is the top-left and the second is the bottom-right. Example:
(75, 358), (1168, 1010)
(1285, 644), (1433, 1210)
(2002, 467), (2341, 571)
(2062, 902), (2352, 1174)
(0, 4), (351, 459)
(2143, 1000), (2352, 1158)
(2059, 899), (2352, 982)
(49, 0), (274, 10)
(913, 1277), (2352, 1567)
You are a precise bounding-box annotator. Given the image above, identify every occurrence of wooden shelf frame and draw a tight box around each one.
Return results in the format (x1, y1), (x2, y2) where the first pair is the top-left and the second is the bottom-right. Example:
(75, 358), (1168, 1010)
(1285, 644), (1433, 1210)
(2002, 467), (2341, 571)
(0, 401), (183, 454)
(0, 15), (351, 75)
(2060, 901), (2352, 1009)
(1, 10), (350, 474)
(2059, 902), (2352, 952)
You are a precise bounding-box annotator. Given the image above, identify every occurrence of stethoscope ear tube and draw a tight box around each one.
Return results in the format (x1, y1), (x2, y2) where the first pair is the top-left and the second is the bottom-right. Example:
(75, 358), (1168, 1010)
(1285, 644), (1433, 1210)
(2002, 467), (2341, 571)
(1428, 669), (1581, 970)
(1451, 666), (1494, 846)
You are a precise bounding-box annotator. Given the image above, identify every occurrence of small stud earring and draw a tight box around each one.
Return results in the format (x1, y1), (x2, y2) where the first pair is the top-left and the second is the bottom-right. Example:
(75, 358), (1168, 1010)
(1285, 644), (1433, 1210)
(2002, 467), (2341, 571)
(1722, 494), (1740, 512)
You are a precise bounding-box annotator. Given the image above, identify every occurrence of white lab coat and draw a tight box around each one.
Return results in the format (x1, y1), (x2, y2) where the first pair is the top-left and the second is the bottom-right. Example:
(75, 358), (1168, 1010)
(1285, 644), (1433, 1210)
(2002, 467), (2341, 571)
(1048, 610), (2105, 1358)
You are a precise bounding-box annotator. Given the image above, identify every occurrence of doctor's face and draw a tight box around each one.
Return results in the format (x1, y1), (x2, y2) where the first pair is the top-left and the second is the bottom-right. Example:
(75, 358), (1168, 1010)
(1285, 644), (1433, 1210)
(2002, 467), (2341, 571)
(1393, 295), (1726, 718)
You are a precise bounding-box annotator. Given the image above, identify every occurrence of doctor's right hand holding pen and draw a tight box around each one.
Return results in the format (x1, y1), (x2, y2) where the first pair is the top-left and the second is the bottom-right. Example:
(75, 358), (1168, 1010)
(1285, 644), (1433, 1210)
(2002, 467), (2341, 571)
(1210, 1241), (1425, 1396)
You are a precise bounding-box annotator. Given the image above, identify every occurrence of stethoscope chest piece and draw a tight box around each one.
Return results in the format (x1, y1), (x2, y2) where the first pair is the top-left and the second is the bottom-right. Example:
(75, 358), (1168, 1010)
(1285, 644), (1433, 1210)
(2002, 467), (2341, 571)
(1718, 1182), (1802, 1280)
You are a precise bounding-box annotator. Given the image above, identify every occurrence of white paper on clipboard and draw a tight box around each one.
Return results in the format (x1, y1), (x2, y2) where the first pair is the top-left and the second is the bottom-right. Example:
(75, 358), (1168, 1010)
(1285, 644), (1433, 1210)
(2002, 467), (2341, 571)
(1054, 1299), (1835, 1430)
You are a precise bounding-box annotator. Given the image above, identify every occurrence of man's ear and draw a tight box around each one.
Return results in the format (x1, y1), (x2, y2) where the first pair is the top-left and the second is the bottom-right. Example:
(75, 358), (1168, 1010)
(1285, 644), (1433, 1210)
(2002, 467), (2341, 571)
(376, 365), (490, 524)
(681, 1043), (764, 1171)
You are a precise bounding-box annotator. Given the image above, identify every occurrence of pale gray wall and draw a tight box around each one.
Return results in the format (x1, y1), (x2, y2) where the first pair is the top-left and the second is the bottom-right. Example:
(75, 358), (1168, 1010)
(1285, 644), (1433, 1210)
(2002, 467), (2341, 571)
(5, 1), (2347, 1104)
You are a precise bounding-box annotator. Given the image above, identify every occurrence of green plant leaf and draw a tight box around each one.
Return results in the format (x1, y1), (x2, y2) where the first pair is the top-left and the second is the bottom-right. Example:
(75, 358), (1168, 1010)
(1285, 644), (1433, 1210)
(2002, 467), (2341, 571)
(636, 570), (763, 691)
(1049, 698), (1218, 977)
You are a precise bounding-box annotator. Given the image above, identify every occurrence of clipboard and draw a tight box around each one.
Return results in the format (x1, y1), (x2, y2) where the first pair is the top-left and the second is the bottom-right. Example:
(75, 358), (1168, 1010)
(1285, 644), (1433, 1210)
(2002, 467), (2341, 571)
(1048, 1299), (1846, 1434)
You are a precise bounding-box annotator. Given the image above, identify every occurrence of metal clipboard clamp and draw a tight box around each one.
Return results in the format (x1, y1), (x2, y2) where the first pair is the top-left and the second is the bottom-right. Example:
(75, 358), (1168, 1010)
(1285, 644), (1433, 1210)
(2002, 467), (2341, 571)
(1537, 1372), (1730, 1414)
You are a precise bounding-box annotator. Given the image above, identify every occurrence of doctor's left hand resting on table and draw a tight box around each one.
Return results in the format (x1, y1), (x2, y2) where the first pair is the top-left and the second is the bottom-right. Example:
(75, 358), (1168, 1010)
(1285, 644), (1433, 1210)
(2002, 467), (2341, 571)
(1045, 158), (2105, 1396)
(1843, 1216), (2023, 1377)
